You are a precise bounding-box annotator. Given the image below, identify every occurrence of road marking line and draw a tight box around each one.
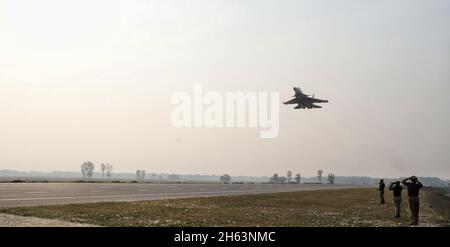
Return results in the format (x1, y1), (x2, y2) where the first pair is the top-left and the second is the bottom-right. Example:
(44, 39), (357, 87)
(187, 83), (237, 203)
(0, 188), (321, 201)
(25, 191), (48, 194)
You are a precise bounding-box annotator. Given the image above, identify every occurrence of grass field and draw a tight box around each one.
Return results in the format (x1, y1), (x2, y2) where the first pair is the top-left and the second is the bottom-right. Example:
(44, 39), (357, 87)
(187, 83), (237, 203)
(1, 187), (448, 227)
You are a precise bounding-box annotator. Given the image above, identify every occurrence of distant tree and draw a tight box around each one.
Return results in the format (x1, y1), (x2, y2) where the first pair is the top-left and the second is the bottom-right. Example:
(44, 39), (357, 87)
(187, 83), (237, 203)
(287, 171), (292, 183)
(295, 173), (301, 184)
(89, 163), (95, 178)
(317, 170), (323, 183)
(81, 164), (86, 178)
(100, 163), (106, 178)
(105, 164), (112, 178)
(328, 173), (335, 184)
(219, 174), (231, 184)
(278, 176), (287, 184)
(270, 173), (279, 184)
(135, 170), (146, 181)
(81, 161), (95, 179)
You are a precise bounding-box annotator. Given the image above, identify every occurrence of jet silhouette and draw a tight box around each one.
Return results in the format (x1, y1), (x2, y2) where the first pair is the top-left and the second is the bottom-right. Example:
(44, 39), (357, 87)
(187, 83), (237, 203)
(284, 87), (329, 109)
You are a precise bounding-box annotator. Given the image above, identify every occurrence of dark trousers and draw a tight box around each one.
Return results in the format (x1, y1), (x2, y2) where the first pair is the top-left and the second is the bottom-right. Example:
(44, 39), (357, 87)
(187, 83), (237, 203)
(393, 196), (402, 217)
(408, 196), (420, 225)
(379, 190), (385, 204)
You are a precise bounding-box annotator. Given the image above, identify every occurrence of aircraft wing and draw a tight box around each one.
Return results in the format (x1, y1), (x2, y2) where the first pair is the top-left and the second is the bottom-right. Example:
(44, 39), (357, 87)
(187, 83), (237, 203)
(310, 97), (328, 103)
(283, 98), (298, 105)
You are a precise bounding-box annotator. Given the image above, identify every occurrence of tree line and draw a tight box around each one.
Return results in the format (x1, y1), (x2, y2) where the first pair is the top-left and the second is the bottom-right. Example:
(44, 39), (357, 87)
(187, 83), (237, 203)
(80, 161), (113, 179)
(80, 162), (336, 185)
(268, 170), (335, 184)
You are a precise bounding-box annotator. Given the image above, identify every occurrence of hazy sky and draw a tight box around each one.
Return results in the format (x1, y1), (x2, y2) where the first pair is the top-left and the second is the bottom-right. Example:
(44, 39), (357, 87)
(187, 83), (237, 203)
(1, 0), (449, 178)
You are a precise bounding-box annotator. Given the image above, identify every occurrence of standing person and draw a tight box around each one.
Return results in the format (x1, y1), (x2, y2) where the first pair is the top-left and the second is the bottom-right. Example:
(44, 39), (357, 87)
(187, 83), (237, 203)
(402, 176), (423, 225)
(378, 179), (386, 205)
(389, 181), (403, 218)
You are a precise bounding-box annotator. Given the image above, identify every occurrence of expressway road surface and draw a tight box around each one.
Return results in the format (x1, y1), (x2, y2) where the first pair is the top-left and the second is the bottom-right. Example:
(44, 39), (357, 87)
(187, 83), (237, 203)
(0, 183), (362, 208)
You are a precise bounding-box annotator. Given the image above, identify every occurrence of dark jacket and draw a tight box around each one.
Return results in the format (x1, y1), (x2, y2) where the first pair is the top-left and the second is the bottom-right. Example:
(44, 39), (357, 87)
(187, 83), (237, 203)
(389, 183), (403, 197)
(378, 181), (385, 191)
(402, 181), (423, 197)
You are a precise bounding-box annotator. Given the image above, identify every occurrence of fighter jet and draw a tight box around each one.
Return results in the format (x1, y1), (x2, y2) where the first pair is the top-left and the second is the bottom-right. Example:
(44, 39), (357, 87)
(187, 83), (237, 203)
(283, 87), (329, 109)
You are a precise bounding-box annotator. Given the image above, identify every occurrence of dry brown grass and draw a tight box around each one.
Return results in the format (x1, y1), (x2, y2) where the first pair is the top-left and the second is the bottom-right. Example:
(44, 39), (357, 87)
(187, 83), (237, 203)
(1, 188), (447, 227)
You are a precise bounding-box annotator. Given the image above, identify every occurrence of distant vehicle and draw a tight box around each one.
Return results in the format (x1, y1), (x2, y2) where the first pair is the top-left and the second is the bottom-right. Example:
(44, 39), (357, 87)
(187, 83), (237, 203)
(283, 87), (329, 109)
